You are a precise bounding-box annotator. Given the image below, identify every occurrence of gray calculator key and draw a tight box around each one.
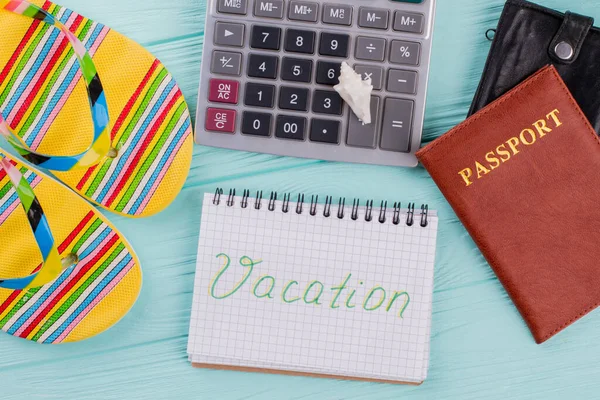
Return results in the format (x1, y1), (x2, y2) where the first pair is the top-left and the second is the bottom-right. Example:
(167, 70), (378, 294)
(390, 40), (421, 65)
(211, 51), (243, 76)
(355, 37), (386, 62)
(217, 0), (248, 15)
(354, 65), (384, 90)
(358, 7), (389, 30)
(381, 98), (413, 152)
(394, 11), (424, 34)
(289, 1), (319, 22)
(254, 0), (284, 19)
(347, 96), (380, 148)
(387, 69), (418, 94)
(214, 22), (245, 47)
(322, 4), (353, 26)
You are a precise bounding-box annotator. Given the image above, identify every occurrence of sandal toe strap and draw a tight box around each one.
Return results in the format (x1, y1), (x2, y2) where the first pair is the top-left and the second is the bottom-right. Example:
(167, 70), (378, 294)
(0, 0), (111, 171)
(0, 158), (68, 290)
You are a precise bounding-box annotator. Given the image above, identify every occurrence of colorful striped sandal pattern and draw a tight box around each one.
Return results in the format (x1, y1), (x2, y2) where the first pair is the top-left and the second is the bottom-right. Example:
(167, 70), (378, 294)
(0, 0), (193, 218)
(0, 151), (142, 343)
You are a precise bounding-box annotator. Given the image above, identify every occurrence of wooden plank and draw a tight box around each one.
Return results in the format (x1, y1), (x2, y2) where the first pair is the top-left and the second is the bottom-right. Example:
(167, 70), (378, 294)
(1, 0), (600, 399)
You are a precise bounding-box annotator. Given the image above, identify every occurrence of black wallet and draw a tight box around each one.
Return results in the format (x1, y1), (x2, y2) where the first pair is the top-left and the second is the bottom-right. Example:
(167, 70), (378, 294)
(469, 0), (600, 133)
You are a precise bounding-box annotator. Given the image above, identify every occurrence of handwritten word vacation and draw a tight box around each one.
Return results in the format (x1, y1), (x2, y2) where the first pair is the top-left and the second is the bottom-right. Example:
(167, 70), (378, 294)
(208, 254), (411, 318)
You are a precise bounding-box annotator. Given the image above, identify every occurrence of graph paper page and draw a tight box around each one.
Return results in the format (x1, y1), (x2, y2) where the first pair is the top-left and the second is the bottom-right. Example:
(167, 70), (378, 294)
(188, 193), (439, 382)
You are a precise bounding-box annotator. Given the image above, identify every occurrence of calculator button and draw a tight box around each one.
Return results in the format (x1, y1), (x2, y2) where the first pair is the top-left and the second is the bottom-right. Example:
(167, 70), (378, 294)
(281, 57), (313, 83)
(312, 90), (343, 115)
(214, 22), (245, 48)
(279, 86), (309, 111)
(390, 40), (421, 66)
(250, 25), (282, 50)
(276, 115), (307, 140)
(244, 82), (276, 107)
(322, 4), (353, 26)
(310, 119), (340, 144)
(288, 1), (318, 22)
(217, 0), (248, 15)
(247, 54), (279, 79)
(347, 96), (380, 148)
(211, 51), (243, 76)
(393, 11), (424, 34)
(381, 98), (414, 152)
(355, 37), (386, 62)
(387, 70), (418, 94)
(316, 61), (341, 85)
(254, 0), (284, 19)
(284, 29), (316, 54)
(242, 112), (272, 136)
(206, 108), (236, 133)
(319, 32), (350, 57)
(358, 7), (389, 30)
(208, 79), (239, 104)
(354, 65), (384, 90)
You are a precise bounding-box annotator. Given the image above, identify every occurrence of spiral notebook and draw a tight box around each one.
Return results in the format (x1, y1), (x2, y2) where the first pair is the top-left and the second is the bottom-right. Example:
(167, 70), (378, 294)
(187, 189), (439, 385)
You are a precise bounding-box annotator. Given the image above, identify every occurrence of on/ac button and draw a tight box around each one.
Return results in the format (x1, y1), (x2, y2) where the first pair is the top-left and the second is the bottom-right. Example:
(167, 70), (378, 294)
(393, 11), (425, 34)
(208, 79), (240, 104)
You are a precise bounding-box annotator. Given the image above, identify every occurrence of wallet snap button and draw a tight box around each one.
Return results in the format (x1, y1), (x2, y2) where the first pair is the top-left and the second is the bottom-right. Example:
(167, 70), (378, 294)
(555, 41), (574, 60)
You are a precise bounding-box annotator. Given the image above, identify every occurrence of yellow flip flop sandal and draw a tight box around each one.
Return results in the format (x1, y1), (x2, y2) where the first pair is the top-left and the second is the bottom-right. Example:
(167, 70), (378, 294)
(0, 0), (193, 218)
(0, 150), (141, 343)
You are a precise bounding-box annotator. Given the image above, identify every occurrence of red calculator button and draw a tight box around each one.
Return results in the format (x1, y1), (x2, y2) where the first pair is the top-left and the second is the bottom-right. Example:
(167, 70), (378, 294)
(206, 108), (236, 133)
(208, 79), (239, 104)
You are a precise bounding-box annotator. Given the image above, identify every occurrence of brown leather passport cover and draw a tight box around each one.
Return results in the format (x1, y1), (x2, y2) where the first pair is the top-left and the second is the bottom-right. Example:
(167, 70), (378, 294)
(416, 65), (600, 344)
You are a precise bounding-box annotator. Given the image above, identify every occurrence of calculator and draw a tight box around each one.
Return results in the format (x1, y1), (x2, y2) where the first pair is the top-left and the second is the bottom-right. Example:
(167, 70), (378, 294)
(195, 0), (436, 167)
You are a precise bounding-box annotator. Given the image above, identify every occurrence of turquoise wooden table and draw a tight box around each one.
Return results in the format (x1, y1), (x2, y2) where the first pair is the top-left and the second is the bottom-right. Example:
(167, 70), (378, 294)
(3, 0), (600, 398)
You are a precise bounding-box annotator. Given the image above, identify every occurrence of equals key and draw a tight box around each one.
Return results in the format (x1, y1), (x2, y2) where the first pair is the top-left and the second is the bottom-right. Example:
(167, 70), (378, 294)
(381, 98), (414, 153)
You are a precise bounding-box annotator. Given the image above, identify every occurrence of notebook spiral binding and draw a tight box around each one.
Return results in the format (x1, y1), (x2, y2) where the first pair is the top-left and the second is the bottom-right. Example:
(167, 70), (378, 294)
(213, 188), (429, 227)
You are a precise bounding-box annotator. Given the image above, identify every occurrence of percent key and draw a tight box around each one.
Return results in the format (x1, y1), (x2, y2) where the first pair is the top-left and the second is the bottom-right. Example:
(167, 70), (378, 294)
(390, 41), (421, 66)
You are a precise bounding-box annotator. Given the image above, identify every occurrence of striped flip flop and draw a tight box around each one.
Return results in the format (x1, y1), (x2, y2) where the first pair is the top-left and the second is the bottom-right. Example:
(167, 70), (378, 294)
(0, 0), (193, 218)
(0, 150), (141, 343)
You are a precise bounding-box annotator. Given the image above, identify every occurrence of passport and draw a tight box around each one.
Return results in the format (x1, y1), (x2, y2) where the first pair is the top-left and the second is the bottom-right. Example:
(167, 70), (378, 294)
(417, 65), (600, 343)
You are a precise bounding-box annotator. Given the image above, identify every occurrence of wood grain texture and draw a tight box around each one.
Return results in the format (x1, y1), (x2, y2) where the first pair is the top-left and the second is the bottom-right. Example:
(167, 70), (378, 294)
(2, 0), (600, 399)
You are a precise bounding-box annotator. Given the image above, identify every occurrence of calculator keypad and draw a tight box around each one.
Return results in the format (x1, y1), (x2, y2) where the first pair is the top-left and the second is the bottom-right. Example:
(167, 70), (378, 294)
(244, 82), (276, 108)
(199, 0), (436, 167)
(276, 115), (306, 140)
(247, 54), (279, 79)
(281, 57), (313, 83)
(285, 29), (316, 54)
(319, 32), (350, 57)
(250, 26), (282, 50)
